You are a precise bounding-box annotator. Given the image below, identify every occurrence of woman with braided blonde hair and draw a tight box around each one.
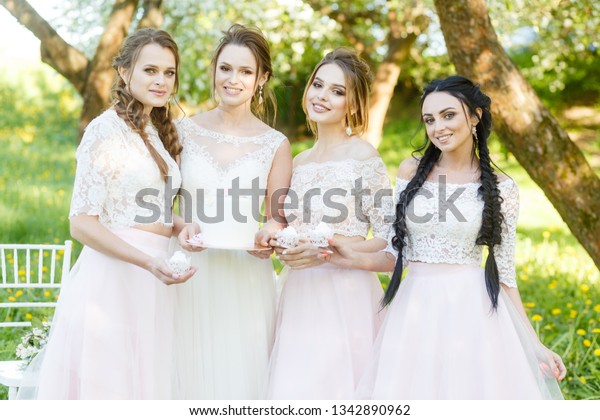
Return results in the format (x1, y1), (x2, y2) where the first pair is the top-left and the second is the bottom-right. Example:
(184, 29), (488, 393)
(18, 28), (195, 399)
(325, 75), (565, 399)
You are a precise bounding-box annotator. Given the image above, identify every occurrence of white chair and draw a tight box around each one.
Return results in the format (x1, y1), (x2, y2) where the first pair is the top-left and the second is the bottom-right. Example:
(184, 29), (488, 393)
(0, 241), (72, 399)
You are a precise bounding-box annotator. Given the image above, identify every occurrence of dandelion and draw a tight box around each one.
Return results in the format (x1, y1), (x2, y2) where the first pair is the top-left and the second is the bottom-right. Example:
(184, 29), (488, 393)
(526, 302), (536, 308)
(567, 303), (573, 308)
(594, 349), (600, 357)
(569, 310), (578, 319)
(8, 296), (16, 302)
(580, 284), (590, 292)
(17, 269), (26, 276)
(44, 291), (51, 297)
(531, 314), (543, 322)
(25, 313), (33, 320)
(593, 328), (600, 334)
(585, 300), (591, 306)
(42, 266), (48, 273)
(594, 304), (600, 313)
(551, 308), (561, 315)
(577, 329), (586, 336)
(542, 231), (551, 239)
(580, 376), (587, 384)
(548, 280), (558, 290)
(520, 274), (529, 281)
(15, 290), (23, 297)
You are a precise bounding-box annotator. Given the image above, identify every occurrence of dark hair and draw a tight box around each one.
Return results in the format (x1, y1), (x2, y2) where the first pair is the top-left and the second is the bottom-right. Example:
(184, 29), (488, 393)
(112, 28), (182, 180)
(302, 47), (373, 137)
(210, 23), (276, 125)
(384, 75), (504, 310)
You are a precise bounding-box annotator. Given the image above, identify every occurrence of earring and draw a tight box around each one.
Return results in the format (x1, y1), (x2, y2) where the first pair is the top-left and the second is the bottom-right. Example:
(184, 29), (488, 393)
(258, 85), (263, 105)
(346, 126), (352, 136)
(472, 126), (478, 140)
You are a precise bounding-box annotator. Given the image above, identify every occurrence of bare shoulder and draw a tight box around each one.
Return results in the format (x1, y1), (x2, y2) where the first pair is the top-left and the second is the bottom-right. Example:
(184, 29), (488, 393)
(396, 156), (420, 180)
(292, 148), (313, 167)
(346, 138), (380, 160)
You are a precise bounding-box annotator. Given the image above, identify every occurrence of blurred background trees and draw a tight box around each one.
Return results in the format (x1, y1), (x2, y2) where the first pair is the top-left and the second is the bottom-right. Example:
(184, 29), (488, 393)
(1, 0), (599, 264)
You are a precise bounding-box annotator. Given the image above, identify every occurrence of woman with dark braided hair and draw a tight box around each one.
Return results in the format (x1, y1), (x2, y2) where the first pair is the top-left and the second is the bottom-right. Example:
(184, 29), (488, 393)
(324, 76), (565, 399)
(17, 28), (196, 399)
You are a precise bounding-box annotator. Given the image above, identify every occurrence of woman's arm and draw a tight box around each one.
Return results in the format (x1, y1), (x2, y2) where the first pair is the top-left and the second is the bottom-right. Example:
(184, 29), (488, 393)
(71, 215), (195, 285)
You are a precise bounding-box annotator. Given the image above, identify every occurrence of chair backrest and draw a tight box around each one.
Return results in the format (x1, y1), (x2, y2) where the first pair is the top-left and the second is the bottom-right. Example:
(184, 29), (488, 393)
(0, 241), (72, 328)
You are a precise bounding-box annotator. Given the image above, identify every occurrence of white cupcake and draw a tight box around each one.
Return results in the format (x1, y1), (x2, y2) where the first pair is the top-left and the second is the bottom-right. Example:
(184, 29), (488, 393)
(275, 226), (300, 248)
(168, 251), (191, 275)
(309, 222), (333, 247)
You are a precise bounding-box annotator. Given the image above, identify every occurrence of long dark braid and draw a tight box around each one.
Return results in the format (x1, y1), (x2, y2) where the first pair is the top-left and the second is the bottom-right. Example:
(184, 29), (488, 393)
(384, 76), (504, 310)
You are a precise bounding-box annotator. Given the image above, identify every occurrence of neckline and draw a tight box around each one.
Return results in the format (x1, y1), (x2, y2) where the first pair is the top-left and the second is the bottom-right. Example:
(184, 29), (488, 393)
(396, 176), (514, 187)
(186, 118), (276, 140)
(294, 156), (382, 170)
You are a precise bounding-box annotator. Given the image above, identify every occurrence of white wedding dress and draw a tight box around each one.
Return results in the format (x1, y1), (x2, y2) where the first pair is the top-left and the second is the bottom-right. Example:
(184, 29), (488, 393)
(172, 117), (287, 399)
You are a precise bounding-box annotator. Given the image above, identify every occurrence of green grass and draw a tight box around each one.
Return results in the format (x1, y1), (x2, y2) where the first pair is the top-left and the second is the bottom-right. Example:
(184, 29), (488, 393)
(1, 76), (599, 399)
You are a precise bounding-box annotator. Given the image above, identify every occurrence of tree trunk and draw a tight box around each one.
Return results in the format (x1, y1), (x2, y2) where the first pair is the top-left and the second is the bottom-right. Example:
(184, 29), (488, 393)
(434, 0), (600, 268)
(364, 35), (415, 147)
(78, 0), (139, 139)
(138, 0), (163, 29)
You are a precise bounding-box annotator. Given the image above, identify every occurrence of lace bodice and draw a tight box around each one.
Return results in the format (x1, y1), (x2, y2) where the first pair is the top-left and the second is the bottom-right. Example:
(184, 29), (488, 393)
(385, 177), (519, 287)
(285, 157), (393, 239)
(69, 109), (181, 228)
(176, 117), (287, 245)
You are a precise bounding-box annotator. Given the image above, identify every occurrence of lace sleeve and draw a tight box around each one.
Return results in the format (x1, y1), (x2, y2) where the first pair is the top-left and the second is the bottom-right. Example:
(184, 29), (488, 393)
(361, 158), (393, 240)
(68, 120), (125, 218)
(495, 180), (519, 288)
(383, 178), (409, 266)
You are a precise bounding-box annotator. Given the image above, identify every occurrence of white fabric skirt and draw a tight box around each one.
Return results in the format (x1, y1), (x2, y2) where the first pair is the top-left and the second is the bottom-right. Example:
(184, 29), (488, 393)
(18, 228), (176, 399)
(267, 264), (385, 399)
(356, 262), (564, 399)
(173, 247), (277, 399)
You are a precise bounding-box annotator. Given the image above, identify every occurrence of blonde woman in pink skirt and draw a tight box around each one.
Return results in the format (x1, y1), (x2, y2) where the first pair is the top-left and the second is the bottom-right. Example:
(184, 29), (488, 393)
(266, 48), (393, 399)
(18, 28), (196, 399)
(325, 76), (566, 399)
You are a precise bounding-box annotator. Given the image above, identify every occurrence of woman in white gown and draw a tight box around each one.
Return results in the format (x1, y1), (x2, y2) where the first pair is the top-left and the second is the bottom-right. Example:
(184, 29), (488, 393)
(18, 29), (195, 399)
(174, 24), (292, 399)
(266, 48), (393, 399)
(326, 76), (566, 399)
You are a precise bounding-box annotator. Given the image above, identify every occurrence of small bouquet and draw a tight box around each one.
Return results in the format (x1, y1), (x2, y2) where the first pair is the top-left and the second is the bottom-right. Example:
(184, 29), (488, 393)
(168, 251), (191, 276)
(15, 321), (51, 364)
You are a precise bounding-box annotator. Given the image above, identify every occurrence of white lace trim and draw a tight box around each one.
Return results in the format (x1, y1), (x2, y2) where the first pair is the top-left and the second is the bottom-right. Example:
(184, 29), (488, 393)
(385, 177), (518, 287)
(286, 157), (393, 239)
(69, 109), (181, 228)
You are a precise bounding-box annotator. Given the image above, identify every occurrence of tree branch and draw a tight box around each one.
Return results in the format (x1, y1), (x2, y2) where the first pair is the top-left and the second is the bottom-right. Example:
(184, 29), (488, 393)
(0, 0), (89, 94)
(138, 0), (163, 29)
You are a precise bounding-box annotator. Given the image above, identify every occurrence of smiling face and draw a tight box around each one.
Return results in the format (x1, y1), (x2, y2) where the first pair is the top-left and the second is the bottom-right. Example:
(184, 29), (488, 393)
(304, 63), (349, 128)
(119, 43), (177, 115)
(421, 91), (479, 156)
(213, 44), (266, 109)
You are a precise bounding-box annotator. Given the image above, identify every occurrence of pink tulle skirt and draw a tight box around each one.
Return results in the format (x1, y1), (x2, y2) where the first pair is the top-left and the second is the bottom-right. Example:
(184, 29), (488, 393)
(267, 264), (385, 399)
(18, 228), (176, 399)
(356, 262), (564, 399)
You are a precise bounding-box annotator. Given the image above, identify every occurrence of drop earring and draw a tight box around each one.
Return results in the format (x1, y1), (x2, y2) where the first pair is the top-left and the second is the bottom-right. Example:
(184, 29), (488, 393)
(471, 126), (478, 140)
(346, 126), (352, 136)
(258, 85), (263, 105)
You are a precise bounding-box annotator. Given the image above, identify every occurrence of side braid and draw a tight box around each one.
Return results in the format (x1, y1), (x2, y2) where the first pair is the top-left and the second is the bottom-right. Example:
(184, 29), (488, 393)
(476, 129), (504, 310)
(383, 144), (441, 306)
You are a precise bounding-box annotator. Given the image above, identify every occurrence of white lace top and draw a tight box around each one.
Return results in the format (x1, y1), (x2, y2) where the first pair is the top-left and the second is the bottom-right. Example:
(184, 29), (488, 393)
(286, 157), (393, 239)
(69, 109), (182, 228)
(385, 177), (519, 288)
(175, 117), (287, 242)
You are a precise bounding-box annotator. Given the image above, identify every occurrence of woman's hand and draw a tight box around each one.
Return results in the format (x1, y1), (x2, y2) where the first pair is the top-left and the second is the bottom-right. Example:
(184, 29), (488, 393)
(277, 239), (332, 270)
(318, 237), (356, 268)
(145, 257), (197, 285)
(539, 345), (567, 381)
(178, 223), (205, 252)
(247, 228), (274, 259)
